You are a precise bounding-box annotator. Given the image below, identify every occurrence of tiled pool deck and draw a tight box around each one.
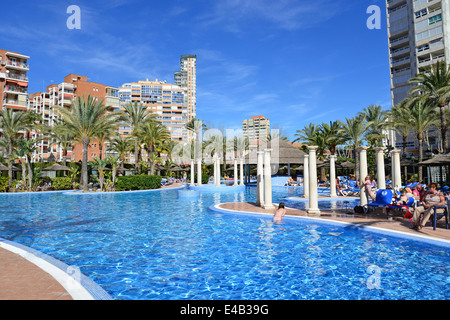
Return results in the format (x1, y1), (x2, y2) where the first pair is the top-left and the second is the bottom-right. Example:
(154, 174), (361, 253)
(1, 189), (448, 300)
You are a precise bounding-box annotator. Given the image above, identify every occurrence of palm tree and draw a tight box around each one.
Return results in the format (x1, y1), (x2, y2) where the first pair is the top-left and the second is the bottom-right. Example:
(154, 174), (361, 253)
(52, 122), (74, 167)
(15, 138), (39, 190)
(387, 103), (412, 158)
(139, 120), (170, 175)
(358, 105), (388, 147)
(338, 116), (369, 180)
(54, 95), (120, 192)
(185, 118), (207, 160)
(109, 135), (131, 167)
(320, 121), (346, 155)
(0, 108), (28, 185)
(106, 155), (120, 189)
(406, 98), (440, 182)
(89, 156), (109, 191)
(408, 61), (450, 153)
(121, 102), (156, 173)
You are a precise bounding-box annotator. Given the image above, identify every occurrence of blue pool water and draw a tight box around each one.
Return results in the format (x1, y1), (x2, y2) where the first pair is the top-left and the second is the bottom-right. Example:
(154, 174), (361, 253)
(0, 186), (449, 300)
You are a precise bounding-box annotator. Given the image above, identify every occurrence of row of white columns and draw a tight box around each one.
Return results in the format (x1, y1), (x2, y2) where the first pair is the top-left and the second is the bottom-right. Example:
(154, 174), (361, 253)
(301, 146), (400, 213)
(190, 157), (245, 187)
(256, 149), (275, 210)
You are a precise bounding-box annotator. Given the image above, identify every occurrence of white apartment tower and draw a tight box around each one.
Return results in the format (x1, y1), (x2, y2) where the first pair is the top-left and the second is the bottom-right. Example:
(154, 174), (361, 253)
(386, 0), (450, 154)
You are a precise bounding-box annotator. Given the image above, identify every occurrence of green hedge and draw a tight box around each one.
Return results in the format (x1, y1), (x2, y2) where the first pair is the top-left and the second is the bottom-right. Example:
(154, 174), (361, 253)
(51, 177), (73, 190)
(115, 175), (162, 191)
(0, 176), (8, 192)
(190, 174), (210, 185)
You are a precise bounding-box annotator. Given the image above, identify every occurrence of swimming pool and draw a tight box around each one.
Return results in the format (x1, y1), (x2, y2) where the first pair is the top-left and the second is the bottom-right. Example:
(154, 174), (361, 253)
(0, 186), (449, 300)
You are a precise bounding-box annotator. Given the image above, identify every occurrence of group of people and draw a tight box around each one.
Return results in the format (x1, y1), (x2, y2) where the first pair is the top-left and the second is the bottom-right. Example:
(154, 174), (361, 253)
(409, 183), (447, 230)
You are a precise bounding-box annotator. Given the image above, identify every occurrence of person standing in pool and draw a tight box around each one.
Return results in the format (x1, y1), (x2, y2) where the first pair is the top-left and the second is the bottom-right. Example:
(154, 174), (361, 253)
(273, 203), (287, 222)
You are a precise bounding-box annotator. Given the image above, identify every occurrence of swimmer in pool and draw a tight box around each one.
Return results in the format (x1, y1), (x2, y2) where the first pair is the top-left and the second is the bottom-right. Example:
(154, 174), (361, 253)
(273, 202), (286, 222)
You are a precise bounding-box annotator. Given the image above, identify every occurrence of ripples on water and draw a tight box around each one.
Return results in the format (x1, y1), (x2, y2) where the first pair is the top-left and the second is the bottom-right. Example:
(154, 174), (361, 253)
(0, 187), (448, 300)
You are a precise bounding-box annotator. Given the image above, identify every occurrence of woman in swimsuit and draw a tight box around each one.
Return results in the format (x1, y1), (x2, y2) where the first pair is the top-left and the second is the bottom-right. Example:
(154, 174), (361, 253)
(273, 202), (286, 222)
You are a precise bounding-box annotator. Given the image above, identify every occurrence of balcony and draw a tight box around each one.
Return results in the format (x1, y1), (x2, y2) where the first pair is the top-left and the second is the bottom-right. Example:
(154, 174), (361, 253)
(6, 60), (29, 71)
(3, 99), (27, 110)
(6, 73), (28, 82)
(4, 85), (27, 95)
(389, 35), (409, 48)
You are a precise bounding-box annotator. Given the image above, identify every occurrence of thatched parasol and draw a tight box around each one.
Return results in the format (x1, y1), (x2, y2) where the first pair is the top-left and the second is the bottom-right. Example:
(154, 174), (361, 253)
(417, 153), (450, 166)
(339, 161), (356, 169)
(42, 163), (72, 171)
(244, 139), (307, 165)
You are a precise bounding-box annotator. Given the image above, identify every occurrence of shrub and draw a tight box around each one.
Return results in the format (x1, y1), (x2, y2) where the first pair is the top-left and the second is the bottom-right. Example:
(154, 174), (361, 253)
(115, 175), (162, 191)
(189, 174), (210, 185)
(0, 176), (8, 192)
(51, 177), (73, 190)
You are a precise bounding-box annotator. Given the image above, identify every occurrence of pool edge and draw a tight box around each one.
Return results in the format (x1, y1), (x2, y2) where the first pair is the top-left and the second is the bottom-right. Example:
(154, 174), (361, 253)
(0, 237), (113, 300)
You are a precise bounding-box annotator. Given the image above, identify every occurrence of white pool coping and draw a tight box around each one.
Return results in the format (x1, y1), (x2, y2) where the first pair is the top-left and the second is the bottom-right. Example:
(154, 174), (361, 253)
(0, 238), (112, 300)
(209, 203), (450, 249)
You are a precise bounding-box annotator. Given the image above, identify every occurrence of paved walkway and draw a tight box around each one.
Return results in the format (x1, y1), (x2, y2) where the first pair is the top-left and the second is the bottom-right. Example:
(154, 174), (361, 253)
(1, 186), (448, 300)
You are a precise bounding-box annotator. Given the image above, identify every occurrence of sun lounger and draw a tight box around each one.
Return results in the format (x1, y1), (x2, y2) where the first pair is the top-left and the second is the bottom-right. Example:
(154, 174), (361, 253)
(364, 189), (393, 214)
(386, 197), (415, 218)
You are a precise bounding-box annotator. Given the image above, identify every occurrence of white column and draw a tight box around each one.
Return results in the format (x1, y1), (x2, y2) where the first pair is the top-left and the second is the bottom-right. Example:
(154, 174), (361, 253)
(233, 158), (238, 186)
(357, 146), (369, 206)
(391, 150), (396, 190)
(375, 147), (386, 190)
(329, 154), (337, 198)
(303, 155), (309, 199)
(393, 149), (402, 190)
(306, 146), (320, 214)
(215, 157), (221, 187)
(239, 158), (244, 186)
(197, 158), (202, 186)
(190, 159), (195, 186)
(263, 149), (274, 209)
(256, 151), (265, 206)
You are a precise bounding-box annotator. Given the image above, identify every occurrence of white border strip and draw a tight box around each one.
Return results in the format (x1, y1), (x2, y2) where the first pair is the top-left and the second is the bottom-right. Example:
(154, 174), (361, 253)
(210, 203), (450, 248)
(0, 239), (109, 300)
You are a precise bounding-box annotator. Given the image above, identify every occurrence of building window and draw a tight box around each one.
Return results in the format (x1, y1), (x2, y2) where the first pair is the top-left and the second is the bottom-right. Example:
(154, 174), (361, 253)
(429, 14), (442, 25)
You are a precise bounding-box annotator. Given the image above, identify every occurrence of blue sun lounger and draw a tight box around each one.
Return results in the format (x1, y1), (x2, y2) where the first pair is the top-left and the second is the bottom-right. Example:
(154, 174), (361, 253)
(364, 189), (393, 214)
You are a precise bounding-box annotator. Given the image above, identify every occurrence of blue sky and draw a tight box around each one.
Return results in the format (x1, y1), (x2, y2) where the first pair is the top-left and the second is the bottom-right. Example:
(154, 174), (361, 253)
(0, 0), (391, 141)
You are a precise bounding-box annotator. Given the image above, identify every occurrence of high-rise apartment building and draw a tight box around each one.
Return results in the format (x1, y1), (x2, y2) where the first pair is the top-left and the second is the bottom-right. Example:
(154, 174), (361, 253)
(118, 55), (197, 145)
(28, 74), (120, 162)
(386, 0), (450, 155)
(175, 54), (197, 140)
(0, 49), (30, 111)
(242, 116), (270, 147)
(118, 79), (186, 141)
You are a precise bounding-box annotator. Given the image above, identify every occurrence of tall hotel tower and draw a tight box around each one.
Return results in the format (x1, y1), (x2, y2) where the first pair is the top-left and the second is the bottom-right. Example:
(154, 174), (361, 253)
(175, 54), (197, 141)
(386, 0), (450, 154)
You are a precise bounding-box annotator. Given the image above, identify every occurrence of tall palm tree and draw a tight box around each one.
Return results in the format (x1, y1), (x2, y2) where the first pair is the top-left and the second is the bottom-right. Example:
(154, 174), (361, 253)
(358, 105), (388, 147)
(406, 98), (440, 182)
(408, 61), (450, 153)
(0, 108), (28, 185)
(338, 116), (369, 180)
(54, 95), (120, 192)
(121, 102), (156, 173)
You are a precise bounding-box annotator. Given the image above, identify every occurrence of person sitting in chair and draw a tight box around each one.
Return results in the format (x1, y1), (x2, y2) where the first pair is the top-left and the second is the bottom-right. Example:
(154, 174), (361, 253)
(410, 183), (446, 230)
